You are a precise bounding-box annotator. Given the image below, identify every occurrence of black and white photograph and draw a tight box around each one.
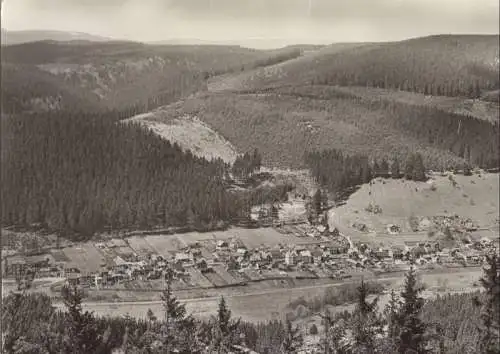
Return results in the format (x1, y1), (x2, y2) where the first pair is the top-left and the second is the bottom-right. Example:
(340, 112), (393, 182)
(1, 0), (499, 353)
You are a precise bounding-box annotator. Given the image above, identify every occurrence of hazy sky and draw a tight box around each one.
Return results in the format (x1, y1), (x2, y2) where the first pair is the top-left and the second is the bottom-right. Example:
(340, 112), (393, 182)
(1, 0), (499, 46)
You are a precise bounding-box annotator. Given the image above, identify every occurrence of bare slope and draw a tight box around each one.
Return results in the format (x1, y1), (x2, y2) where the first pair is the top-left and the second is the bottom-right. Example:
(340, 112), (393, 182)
(125, 107), (238, 163)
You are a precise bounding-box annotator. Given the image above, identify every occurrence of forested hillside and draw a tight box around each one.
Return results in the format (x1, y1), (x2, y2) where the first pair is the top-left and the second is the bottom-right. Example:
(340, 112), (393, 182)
(1, 111), (247, 238)
(1, 63), (102, 114)
(242, 35), (500, 98)
(173, 87), (498, 169)
(1, 41), (302, 113)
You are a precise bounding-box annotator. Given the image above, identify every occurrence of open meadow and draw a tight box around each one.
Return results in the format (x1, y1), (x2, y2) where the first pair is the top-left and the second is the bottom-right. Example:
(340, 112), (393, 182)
(328, 172), (499, 246)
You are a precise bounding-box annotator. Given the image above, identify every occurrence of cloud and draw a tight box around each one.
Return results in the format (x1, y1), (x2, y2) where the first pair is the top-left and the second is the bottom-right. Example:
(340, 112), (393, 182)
(1, 0), (498, 44)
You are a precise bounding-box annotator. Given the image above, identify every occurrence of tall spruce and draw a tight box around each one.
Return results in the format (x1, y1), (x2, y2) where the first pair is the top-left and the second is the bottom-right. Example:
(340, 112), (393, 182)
(397, 266), (428, 354)
(350, 280), (384, 353)
(391, 158), (401, 179)
(321, 310), (348, 354)
(160, 269), (197, 353)
(383, 289), (402, 352)
(412, 153), (426, 181)
(474, 253), (500, 353)
(280, 319), (303, 354)
(61, 284), (102, 354)
(210, 296), (240, 353)
(313, 189), (323, 216)
(380, 158), (390, 177)
(404, 154), (416, 180)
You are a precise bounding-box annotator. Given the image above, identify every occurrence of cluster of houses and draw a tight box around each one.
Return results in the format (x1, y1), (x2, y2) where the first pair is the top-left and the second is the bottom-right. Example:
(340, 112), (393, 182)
(2, 224), (498, 290)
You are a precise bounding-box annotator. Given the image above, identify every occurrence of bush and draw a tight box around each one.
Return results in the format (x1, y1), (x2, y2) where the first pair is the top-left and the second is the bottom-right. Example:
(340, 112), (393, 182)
(309, 324), (318, 335)
(365, 202), (382, 214)
(409, 216), (420, 232)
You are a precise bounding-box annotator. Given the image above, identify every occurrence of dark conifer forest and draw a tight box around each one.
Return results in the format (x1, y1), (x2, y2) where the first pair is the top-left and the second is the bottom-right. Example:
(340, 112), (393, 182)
(1, 110), (241, 238)
(305, 148), (427, 197)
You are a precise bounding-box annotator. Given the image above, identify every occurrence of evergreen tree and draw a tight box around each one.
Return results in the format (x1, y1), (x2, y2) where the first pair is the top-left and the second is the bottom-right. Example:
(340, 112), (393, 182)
(405, 154), (416, 180)
(160, 269), (197, 353)
(321, 190), (329, 211)
(146, 308), (157, 322)
(412, 153), (426, 181)
(474, 254), (500, 354)
(350, 280), (384, 353)
(210, 296), (240, 353)
(380, 158), (390, 178)
(373, 160), (381, 177)
(313, 189), (323, 216)
(61, 284), (102, 354)
(397, 266), (428, 354)
(252, 148), (262, 173)
(280, 319), (303, 354)
(384, 289), (402, 340)
(321, 310), (349, 354)
(391, 158), (401, 179)
(383, 289), (402, 351)
(463, 163), (473, 176)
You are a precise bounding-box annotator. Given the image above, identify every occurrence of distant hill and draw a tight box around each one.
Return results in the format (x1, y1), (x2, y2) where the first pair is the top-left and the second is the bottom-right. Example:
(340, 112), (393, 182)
(149, 38), (327, 50)
(0, 40), (303, 113)
(1, 29), (115, 46)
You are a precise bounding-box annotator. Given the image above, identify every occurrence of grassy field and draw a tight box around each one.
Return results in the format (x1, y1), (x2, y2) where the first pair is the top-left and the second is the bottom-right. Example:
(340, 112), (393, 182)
(61, 243), (107, 273)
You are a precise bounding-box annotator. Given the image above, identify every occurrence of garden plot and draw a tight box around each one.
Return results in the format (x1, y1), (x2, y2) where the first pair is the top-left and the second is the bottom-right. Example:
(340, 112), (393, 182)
(62, 243), (105, 273)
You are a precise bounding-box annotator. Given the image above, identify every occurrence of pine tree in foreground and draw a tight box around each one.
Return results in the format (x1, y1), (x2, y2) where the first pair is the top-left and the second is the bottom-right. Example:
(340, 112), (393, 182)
(474, 253), (500, 354)
(321, 310), (349, 354)
(209, 296), (241, 353)
(61, 284), (103, 354)
(160, 269), (200, 353)
(350, 280), (384, 353)
(383, 289), (402, 351)
(280, 319), (303, 354)
(397, 266), (428, 354)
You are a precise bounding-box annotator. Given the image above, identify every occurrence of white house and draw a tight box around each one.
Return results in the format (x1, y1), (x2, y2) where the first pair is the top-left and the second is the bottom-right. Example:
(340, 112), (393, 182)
(285, 250), (298, 266)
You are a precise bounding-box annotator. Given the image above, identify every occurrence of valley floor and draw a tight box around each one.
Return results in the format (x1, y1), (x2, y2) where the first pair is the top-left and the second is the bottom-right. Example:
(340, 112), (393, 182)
(49, 266), (481, 323)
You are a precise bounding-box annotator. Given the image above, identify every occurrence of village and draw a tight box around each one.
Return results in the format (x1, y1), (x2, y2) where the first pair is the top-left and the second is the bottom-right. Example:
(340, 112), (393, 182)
(2, 211), (498, 293)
